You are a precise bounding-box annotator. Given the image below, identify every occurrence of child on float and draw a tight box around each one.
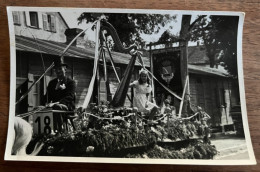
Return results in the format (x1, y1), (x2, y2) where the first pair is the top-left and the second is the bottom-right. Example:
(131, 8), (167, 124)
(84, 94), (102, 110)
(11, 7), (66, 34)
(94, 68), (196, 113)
(130, 68), (159, 124)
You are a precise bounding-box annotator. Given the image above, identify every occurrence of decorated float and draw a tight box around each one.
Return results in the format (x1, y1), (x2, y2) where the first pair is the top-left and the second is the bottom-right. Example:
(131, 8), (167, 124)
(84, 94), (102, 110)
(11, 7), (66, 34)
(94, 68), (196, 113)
(17, 17), (217, 159)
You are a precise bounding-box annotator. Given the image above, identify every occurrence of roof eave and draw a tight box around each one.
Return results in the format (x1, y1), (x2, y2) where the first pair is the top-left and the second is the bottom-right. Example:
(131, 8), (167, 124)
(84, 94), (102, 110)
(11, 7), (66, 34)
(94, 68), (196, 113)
(188, 68), (230, 78)
(58, 12), (70, 29)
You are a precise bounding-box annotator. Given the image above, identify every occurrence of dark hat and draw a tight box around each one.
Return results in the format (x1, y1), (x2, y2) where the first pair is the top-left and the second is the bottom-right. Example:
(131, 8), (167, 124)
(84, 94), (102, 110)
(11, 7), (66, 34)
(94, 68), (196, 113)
(53, 58), (68, 68)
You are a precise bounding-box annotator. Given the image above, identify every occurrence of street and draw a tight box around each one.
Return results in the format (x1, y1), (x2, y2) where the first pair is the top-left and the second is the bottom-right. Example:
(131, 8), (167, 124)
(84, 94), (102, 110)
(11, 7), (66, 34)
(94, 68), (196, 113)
(211, 136), (249, 160)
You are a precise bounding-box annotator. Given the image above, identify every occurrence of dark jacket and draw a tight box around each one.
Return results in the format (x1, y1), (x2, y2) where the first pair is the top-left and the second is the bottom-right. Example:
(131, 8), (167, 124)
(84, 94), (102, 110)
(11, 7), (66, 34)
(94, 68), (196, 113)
(45, 77), (76, 110)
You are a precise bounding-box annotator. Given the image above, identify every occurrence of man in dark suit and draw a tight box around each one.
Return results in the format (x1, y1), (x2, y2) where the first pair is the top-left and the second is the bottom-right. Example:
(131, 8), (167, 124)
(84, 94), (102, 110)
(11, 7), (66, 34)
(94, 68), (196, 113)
(45, 59), (76, 132)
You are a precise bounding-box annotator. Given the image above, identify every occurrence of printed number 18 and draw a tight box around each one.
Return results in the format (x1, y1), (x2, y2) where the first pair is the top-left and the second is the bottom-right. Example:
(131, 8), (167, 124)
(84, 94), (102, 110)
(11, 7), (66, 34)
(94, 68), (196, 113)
(35, 116), (51, 134)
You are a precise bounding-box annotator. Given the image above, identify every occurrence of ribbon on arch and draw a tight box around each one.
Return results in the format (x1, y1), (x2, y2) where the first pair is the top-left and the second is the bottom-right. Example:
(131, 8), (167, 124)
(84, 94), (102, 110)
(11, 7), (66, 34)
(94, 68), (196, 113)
(82, 21), (101, 109)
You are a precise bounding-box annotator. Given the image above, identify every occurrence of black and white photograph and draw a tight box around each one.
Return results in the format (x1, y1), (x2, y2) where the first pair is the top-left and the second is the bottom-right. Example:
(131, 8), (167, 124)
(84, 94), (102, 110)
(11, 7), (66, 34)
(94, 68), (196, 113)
(5, 7), (256, 165)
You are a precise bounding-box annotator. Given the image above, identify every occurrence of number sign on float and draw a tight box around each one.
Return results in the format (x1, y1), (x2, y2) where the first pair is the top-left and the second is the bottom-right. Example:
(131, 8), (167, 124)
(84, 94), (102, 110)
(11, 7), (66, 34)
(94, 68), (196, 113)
(33, 111), (54, 135)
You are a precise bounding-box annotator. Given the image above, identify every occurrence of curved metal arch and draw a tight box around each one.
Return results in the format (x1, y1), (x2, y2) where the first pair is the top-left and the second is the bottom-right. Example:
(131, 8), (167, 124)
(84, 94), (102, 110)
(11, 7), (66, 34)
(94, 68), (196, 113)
(100, 20), (138, 54)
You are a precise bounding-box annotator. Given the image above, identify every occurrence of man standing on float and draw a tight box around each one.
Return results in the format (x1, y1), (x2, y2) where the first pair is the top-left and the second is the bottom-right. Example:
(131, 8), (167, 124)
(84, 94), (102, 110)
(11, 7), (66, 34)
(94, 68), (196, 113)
(44, 59), (76, 132)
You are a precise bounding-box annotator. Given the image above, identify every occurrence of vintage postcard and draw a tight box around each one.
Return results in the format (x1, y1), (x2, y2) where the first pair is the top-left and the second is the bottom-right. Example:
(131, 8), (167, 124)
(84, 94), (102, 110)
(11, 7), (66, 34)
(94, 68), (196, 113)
(5, 7), (256, 165)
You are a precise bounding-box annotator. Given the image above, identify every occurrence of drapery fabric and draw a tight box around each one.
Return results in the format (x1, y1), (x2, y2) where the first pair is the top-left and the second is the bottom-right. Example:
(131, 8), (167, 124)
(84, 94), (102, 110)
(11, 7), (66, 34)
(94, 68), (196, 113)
(110, 54), (137, 107)
(82, 21), (100, 109)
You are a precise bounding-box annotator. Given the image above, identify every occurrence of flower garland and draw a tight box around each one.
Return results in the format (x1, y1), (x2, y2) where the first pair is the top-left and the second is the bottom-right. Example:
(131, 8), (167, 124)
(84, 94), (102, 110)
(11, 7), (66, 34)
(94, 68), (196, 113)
(26, 102), (214, 158)
(28, 126), (158, 156)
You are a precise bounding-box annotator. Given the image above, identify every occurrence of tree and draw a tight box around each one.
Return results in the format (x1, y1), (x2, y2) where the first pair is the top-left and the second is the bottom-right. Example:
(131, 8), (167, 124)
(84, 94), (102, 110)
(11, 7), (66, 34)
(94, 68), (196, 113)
(190, 16), (217, 68)
(190, 15), (239, 76)
(77, 13), (176, 49)
(211, 16), (239, 77)
(157, 29), (179, 43)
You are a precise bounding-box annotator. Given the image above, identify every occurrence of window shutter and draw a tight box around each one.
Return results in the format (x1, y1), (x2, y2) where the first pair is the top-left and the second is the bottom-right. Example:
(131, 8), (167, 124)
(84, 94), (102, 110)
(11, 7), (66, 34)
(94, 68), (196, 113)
(42, 14), (48, 30)
(43, 76), (52, 95)
(28, 73), (35, 110)
(50, 15), (56, 32)
(25, 11), (31, 26)
(38, 12), (43, 28)
(12, 11), (20, 24)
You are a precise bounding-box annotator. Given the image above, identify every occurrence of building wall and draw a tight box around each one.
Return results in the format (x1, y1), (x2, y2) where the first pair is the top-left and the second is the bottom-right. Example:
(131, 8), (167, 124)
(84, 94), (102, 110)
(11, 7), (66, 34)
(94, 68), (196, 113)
(189, 73), (234, 127)
(72, 59), (92, 106)
(16, 51), (140, 113)
(16, 51), (84, 107)
(13, 11), (68, 42)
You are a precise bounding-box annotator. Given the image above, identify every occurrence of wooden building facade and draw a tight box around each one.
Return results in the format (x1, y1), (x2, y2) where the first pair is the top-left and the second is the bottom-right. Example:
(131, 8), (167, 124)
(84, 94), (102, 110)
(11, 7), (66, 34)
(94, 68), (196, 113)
(188, 65), (239, 128)
(149, 43), (240, 128)
(15, 35), (147, 114)
(13, 11), (148, 115)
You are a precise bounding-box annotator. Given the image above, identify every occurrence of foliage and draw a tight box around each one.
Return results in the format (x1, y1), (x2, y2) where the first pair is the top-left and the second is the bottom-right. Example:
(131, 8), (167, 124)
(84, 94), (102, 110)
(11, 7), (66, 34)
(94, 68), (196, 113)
(29, 121), (215, 158)
(29, 126), (158, 157)
(190, 15), (239, 76)
(125, 140), (217, 159)
(157, 30), (179, 43)
(77, 13), (176, 49)
(165, 120), (198, 140)
(27, 102), (214, 158)
(156, 119), (209, 141)
(211, 16), (239, 77)
(190, 16), (216, 68)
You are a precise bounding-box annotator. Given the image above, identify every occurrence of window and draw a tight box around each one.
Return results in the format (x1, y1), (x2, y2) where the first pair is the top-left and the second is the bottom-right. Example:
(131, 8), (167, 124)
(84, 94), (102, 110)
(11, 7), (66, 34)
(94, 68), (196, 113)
(50, 15), (56, 32)
(12, 11), (20, 25)
(42, 14), (48, 30)
(29, 12), (39, 28)
(43, 14), (56, 32)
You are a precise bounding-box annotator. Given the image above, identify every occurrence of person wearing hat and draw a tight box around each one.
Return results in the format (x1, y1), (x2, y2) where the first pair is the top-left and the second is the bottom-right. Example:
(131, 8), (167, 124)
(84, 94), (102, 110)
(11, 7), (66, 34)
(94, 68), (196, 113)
(130, 68), (159, 124)
(44, 59), (76, 132)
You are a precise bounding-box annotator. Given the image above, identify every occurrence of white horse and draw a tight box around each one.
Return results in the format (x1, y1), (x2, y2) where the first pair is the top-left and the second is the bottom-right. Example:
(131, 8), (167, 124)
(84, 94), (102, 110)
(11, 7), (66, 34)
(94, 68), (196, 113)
(11, 117), (44, 155)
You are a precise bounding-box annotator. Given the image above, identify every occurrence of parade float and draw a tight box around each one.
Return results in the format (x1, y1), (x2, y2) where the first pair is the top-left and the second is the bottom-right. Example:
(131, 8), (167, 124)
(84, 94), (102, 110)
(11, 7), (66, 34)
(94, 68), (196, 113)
(17, 17), (217, 159)
(27, 103), (217, 158)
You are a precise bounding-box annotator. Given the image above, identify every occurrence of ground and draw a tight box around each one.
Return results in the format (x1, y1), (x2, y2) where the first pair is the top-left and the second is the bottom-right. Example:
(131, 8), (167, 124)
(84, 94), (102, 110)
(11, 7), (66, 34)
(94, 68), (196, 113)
(211, 135), (249, 160)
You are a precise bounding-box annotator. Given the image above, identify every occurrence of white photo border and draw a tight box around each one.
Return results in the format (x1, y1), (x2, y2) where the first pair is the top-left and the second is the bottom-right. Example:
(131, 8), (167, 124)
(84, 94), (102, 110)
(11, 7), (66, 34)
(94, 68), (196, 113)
(5, 6), (256, 165)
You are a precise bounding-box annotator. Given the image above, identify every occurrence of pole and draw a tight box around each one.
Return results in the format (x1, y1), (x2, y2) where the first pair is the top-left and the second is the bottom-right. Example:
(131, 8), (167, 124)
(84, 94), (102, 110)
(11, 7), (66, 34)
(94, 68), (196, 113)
(149, 44), (155, 102)
(179, 15), (191, 116)
(178, 76), (189, 117)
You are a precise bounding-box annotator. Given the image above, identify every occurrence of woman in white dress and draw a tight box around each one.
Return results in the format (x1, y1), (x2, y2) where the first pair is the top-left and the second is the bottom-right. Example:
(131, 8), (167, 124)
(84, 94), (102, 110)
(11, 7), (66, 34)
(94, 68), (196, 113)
(130, 68), (159, 124)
